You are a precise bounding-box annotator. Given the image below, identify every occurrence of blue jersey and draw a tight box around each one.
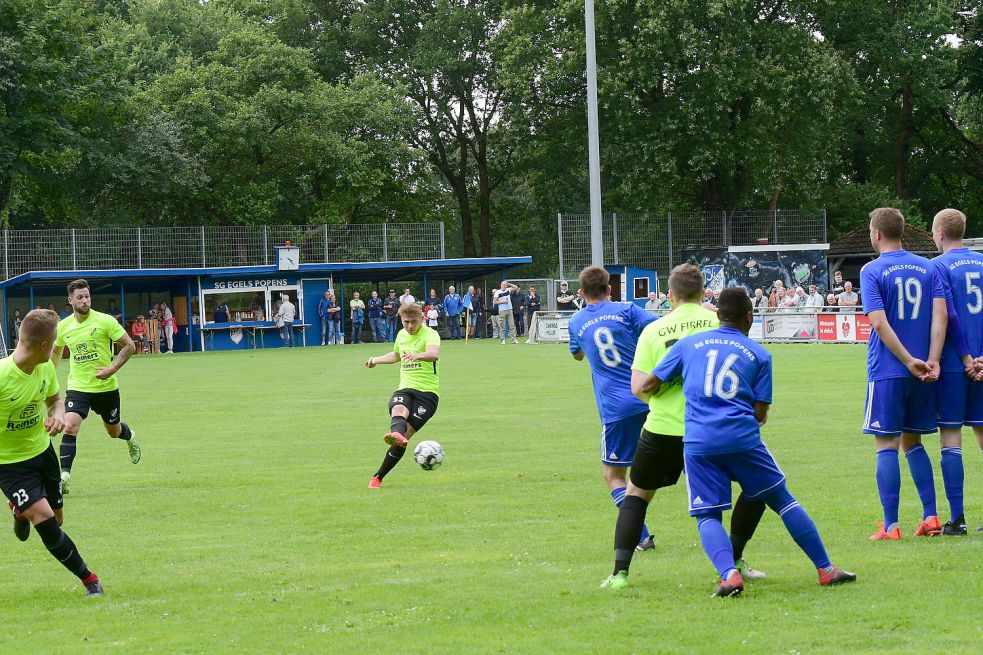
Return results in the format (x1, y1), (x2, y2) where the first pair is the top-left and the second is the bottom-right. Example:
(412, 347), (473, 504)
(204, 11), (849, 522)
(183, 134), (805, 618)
(860, 250), (944, 381)
(652, 326), (772, 455)
(933, 248), (983, 372)
(568, 301), (657, 423)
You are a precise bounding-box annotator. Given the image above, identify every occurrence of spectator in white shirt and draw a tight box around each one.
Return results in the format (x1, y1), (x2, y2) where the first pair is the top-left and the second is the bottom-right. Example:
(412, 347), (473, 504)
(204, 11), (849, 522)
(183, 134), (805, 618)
(837, 281), (859, 312)
(493, 281), (519, 344)
(399, 288), (416, 306)
(778, 295), (799, 313)
(826, 293), (838, 312)
(751, 288), (767, 311)
(644, 292), (659, 311)
(276, 294), (296, 347)
(804, 284), (824, 311)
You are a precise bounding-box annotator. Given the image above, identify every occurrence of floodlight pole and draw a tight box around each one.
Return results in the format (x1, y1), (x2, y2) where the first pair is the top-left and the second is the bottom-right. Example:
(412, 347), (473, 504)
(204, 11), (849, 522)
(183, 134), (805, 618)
(585, 0), (604, 268)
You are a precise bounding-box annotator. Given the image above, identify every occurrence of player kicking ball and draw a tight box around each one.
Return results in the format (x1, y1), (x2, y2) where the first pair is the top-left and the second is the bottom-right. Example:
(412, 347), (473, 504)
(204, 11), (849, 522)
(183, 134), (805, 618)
(50, 279), (141, 494)
(1, 310), (103, 596)
(602, 264), (767, 590)
(640, 288), (855, 597)
(568, 266), (658, 553)
(365, 303), (440, 488)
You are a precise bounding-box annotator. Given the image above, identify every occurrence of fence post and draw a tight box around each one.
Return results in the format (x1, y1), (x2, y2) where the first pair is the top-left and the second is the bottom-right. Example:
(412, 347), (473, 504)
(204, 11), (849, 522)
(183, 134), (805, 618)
(71, 229), (77, 270)
(323, 224), (329, 263)
(137, 228), (142, 269)
(200, 226), (206, 267)
(774, 209), (780, 244)
(721, 211), (727, 247)
(382, 223), (388, 262)
(821, 208), (827, 242)
(667, 212), (673, 270)
(263, 226), (268, 265)
(612, 213), (619, 265)
(557, 213), (564, 280)
(3, 230), (7, 280)
(439, 222), (446, 259)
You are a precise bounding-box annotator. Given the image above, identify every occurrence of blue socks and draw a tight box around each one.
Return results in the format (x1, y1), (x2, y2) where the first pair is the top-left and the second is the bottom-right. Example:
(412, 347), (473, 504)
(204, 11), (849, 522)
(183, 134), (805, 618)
(905, 444), (937, 519)
(876, 448), (901, 530)
(771, 495), (831, 569)
(940, 447), (964, 521)
(612, 486), (650, 544)
(697, 514), (735, 578)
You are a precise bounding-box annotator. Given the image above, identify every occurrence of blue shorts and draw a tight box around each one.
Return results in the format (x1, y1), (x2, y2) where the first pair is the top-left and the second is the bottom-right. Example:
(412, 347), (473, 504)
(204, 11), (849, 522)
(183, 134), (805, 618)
(936, 372), (983, 428)
(684, 442), (786, 516)
(600, 411), (647, 467)
(862, 377), (937, 437)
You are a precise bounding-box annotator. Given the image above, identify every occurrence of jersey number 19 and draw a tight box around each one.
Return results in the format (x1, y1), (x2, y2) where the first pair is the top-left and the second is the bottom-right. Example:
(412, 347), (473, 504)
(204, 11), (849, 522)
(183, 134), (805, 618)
(894, 277), (922, 320)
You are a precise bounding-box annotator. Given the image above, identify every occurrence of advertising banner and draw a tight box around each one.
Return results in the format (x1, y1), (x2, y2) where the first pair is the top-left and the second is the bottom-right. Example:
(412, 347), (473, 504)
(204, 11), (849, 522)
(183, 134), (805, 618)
(816, 313), (870, 342)
(761, 313), (817, 340)
(685, 246), (830, 295)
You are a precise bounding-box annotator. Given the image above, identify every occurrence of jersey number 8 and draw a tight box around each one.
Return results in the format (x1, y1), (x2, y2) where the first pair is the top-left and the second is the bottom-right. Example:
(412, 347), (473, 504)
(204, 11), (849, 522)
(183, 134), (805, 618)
(593, 327), (622, 368)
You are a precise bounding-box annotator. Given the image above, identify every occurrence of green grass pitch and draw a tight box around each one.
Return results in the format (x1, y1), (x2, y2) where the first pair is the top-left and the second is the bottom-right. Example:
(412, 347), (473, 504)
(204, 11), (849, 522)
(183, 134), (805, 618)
(2, 341), (981, 654)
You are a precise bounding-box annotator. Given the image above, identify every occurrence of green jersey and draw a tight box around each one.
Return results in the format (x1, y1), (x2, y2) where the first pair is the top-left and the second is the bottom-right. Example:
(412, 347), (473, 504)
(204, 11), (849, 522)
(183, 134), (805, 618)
(55, 310), (126, 393)
(632, 303), (718, 436)
(393, 325), (441, 395)
(0, 358), (59, 464)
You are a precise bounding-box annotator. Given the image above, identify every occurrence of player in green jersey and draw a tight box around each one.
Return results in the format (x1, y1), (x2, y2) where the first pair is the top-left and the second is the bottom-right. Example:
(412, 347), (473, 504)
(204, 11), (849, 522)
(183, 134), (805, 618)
(364, 302), (440, 488)
(601, 264), (767, 590)
(50, 279), (141, 494)
(1, 310), (103, 596)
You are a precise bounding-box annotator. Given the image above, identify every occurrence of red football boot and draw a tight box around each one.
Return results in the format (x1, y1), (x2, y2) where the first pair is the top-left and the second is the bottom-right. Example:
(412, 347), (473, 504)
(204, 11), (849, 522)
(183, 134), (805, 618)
(868, 521), (901, 541)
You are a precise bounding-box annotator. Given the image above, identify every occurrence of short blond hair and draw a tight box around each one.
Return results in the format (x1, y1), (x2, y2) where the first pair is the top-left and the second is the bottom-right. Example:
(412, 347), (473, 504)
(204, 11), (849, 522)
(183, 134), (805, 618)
(398, 303), (423, 320)
(19, 309), (58, 344)
(932, 208), (966, 240)
(869, 207), (905, 240)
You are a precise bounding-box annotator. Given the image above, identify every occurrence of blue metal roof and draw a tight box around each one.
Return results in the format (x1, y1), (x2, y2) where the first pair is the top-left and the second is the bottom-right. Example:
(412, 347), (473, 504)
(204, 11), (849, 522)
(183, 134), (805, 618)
(0, 256), (533, 290)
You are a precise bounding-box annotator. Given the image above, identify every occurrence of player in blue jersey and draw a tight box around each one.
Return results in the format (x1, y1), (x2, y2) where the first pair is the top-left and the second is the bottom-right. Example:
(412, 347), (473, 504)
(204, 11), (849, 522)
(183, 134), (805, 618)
(930, 208), (983, 535)
(569, 266), (657, 551)
(642, 288), (855, 597)
(861, 208), (948, 540)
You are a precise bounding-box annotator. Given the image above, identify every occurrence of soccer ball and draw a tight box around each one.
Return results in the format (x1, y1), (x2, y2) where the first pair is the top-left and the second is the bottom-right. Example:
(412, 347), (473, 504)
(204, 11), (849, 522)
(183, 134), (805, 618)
(413, 440), (444, 470)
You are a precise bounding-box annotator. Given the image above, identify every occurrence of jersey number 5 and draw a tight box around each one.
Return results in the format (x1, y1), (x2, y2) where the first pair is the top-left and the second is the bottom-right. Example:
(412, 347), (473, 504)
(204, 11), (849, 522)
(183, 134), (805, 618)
(966, 272), (982, 315)
(593, 327), (622, 367)
(704, 350), (739, 400)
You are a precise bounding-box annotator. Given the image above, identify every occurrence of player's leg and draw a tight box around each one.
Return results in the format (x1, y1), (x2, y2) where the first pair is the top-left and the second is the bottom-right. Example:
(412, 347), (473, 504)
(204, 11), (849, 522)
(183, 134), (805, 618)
(59, 391), (89, 494)
(735, 444), (856, 586)
(601, 414), (652, 551)
(98, 391), (141, 465)
(686, 452), (743, 596)
(372, 391), (437, 487)
(864, 379), (904, 539)
(901, 378), (941, 535)
(730, 493), (767, 579)
(935, 374), (966, 533)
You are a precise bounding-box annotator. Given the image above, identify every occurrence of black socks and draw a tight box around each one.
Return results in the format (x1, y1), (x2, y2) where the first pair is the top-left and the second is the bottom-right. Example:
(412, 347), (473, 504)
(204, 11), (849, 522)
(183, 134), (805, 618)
(59, 435), (78, 472)
(374, 445), (407, 480)
(118, 423), (132, 441)
(613, 495), (650, 574)
(35, 517), (92, 580)
(389, 416), (409, 436)
(730, 493), (766, 561)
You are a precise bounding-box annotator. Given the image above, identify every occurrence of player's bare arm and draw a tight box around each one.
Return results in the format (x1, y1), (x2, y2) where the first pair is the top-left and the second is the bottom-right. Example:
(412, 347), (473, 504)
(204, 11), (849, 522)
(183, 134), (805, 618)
(95, 333), (136, 380)
(572, 348), (585, 361)
(925, 297), (947, 381)
(44, 393), (65, 437)
(632, 369), (661, 401)
(401, 345), (439, 363)
(49, 342), (63, 367)
(754, 401), (770, 426)
(867, 309), (929, 379)
(366, 351), (399, 368)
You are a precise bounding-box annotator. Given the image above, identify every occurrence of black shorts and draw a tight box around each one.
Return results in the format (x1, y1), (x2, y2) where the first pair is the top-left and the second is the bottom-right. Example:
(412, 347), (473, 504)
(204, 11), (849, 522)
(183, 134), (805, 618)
(629, 430), (684, 491)
(0, 444), (63, 512)
(66, 389), (121, 425)
(388, 388), (439, 432)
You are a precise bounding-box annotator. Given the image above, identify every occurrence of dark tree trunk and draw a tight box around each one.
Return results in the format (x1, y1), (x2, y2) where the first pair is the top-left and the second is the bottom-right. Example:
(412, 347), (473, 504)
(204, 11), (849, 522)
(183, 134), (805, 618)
(894, 82), (914, 200)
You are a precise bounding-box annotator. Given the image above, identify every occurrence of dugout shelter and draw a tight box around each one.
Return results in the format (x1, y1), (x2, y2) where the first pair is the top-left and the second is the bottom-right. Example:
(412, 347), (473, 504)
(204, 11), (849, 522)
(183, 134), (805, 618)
(0, 256), (532, 352)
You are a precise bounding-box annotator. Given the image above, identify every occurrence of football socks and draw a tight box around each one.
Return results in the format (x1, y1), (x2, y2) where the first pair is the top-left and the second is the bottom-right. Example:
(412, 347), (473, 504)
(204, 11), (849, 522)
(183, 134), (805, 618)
(730, 493), (766, 561)
(59, 434), (78, 473)
(389, 416), (409, 437)
(905, 444), (938, 519)
(697, 513), (736, 578)
(768, 493), (832, 570)
(611, 487), (651, 546)
(612, 494), (648, 575)
(374, 445), (406, 480)
(118, 422), (133, 441)
(34, 517), (92, 580)
(940, 446), (964, 523)
(875, 448), (901, 531)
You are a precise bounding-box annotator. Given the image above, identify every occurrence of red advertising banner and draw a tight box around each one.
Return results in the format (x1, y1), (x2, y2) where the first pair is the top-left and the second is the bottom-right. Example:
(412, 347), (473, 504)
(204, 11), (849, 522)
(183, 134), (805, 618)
(856, 314), (871, 341)
(815, 313), (870, 342)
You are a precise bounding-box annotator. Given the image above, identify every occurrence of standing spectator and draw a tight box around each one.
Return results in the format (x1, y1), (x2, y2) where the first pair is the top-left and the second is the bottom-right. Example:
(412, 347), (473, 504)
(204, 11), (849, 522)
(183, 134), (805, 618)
(837, 281), (859, 312)
(426, 289), (443, 323)
(425, 304), (439, 328)
(703, 289), (718, 308)
(383, 289), (400, 342)
(830, 271), (845, 296)
(644, 292), (660, 311)
(106, 299), (123, 324)
(751, 288), (767, 311)
(275, 294), (296, 347)
(768, 280), (785, 308)
(494, 281), (519, 344)
(160, 302), (176, 353)
(793, 287), (807, 308)
(399, 288), (416, 306)
(525, 285), (542, 334)
(131, 315), (149, 353)
(556, 281), (577, 310)
(657, 293), (671, 311)
(47, 303), (57, 312)
(489, 287), (500, 339)
(469, 287), (485, 338)
(10, 309), (22, 348)
(61, 303), (72, 319)
(826, 293), (838, 312)
(510, 286), (527, 337)
(443, 286), (463, 340)
(214, 298), (230, 323)
(317, 291), (332, 346)
(350, 291), (366, 344)
(367, 290), (385, 342)
(327, 293), (342, 344)
(778, 295), (799, 313)
(804, 284), (824, 311)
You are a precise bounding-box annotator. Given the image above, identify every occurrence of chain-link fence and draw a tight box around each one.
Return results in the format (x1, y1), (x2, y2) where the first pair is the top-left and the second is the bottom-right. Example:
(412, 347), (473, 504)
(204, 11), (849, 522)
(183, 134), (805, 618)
(0, 223), (446, 279)
(557, 210), (826, 279)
